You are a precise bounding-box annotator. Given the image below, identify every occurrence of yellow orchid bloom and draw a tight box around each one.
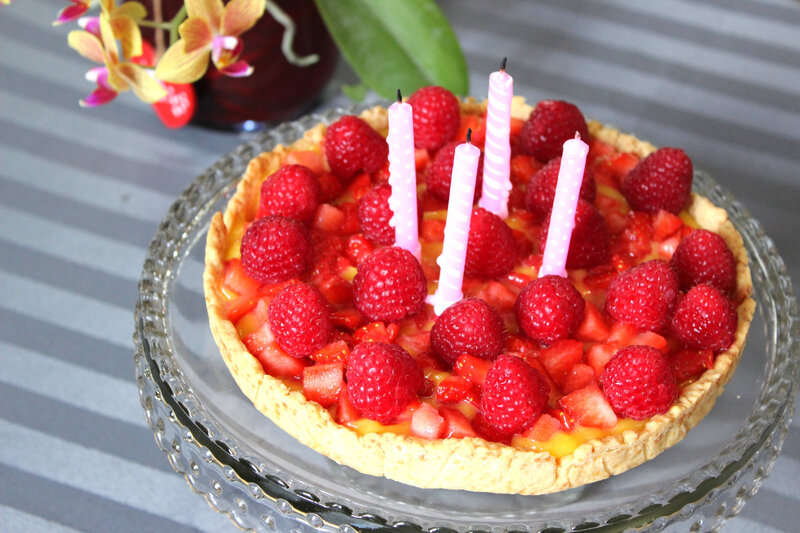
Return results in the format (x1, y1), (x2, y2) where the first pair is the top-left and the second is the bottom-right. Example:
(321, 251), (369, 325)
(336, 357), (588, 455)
(155, 0), (265, 84)
(68, 13), (166, 106)
(99, 0), (147, 60)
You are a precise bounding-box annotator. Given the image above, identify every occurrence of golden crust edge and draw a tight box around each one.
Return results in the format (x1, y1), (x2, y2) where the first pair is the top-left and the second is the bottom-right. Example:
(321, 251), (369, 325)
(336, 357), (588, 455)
(202, 100), (756, 495)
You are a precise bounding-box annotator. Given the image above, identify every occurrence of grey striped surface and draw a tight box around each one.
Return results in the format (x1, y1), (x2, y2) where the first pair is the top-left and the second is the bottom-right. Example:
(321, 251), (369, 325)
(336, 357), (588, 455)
(1, 0), (799, 531)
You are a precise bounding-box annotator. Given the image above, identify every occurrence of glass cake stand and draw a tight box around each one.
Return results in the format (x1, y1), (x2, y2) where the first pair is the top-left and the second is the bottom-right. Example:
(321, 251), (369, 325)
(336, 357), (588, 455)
(134, 105), (800, 533)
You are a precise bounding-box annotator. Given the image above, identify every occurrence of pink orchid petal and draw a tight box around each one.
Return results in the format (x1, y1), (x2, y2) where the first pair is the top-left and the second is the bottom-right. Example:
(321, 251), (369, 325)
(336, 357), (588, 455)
(220, 60), (253, 78)
(86, 67), (113, 90)
(80, 86), (118, 107)
(210, 35), (240, 64)
(78, 16), (101, 38)
(54, 3), (90, 25)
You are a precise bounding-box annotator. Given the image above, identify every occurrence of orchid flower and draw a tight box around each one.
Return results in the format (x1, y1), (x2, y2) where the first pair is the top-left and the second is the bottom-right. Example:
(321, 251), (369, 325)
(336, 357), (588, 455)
(99, 0), (147, 60)
(54, 0), (92, 26)
(68, 13), (166, 106)
(155, 0), (265, 83)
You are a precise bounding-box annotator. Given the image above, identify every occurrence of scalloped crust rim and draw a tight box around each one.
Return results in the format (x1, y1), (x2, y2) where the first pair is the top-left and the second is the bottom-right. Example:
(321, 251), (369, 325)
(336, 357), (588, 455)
(203, 98), (756, 495)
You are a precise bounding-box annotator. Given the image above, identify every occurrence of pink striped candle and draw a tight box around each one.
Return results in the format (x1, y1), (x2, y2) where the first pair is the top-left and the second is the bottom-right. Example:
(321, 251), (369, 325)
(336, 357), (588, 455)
(479, 58), (514, 219)
(538, 133), (589, 278)
(427, 130), (481, 315)
(387, 90), (421, 260)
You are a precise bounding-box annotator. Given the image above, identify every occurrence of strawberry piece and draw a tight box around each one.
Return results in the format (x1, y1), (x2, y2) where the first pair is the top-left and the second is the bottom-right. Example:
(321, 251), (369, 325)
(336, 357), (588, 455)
(607, 152), (640, 181)
(284, 150), (326, 176)
(525, 156), (596, 221)
(436, 374), (476, 404)
(354, 322), (399, 344)
(303, 362), (344, 407)
(658, 234), (682, 260)
(330, 308), (362, 330)
(561, 363), (596, 394)
(612, 211), (654, 259)
(410, 402), (446, 440)
(345, 233), (374, 266)
(420, 218), (446, 242)
(258, 164), (321, 223)
(586, 342), (619, 376)
(414, 148), (431, 170)
(456, 113), (486, 149)
(338, 201), (361, 234)
(515, 275), (585, 345)
(481, 281), (518, 312)
(510, 154), (543, 185)
(408, 86), (461, 151)
(345, 342), (424, 423)
(314, 273), (351, 306)
(353, 247), (427, 322)
(559, 383), (618, 429)
(671, 229), (736, 294)
(538, 339), (584, 387)
(454, 353), (491, 386)
(621, 147), (693, 214)
(607, 322), (637, 345)
(600, 345), (678, 419)
(243, 324), (308, 379)
(670, 348), (715, 381)
(310, 340), (350, 364)
(427, 141), (484, 201)
(222, 258), (261, 296)
(335, 389), (360, 425)
(430, 298), (506, 364)
(631, 331), (669, 354)
(324, 115), (388, 181)
(521, 413), (563, 442)
(317, 172), (343, 203)
(606, 259), (679, 332)
(520, 100), (589, 162)
(241, 216), (311, 284)
(672, 284), (738, 351)
(652, 209), (684, 241)
(541, 199), (609, 270)
(344, 173), (373, 202)
(268, 283), (333, 358)
(574, 301), (610, 342)
(481, 354), (550, 435)
(358, 184), (396, 245)
(440, 407), (478, 438)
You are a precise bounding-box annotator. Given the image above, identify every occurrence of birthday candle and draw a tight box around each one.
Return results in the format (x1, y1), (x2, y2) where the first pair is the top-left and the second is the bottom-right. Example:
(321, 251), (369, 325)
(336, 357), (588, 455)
(478, 57), (513, 219)
(387, 89), (421, 260)
(538, 133), (589, 278)
(427, 130), (480, 315)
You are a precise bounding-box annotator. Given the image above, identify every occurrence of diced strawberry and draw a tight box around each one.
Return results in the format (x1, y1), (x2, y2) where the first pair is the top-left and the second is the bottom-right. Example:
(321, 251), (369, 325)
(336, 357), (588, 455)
(611, 252), (636, 274)
(330, 308), (363, 330)
(312, 203), (346, 233)
(440, 407), (478, 438)
(338, 201), (361, 234)
(284, 150), (326, 175)
(510, 117), (525, 137)
(235, 298), (270, 337)
(608, 152), (640, 180)
(559, 383), (618, 429)
(317, 172), (343, 203)
(397, 331), (431, 356)
(537, 339), (584, 387)
(454, 353), (491, 386)
(225, 293), (261, 323)
(583, 264), (618, 291)
(521, 413), (563, 442)
(420, 218), (446, 242)
(595, 193), (619, 211)
(575, 301), (610, 342)
(482, 281), (517, 312)
(346, 233), (374, 265)
(314, 274), (351, 305)
(587, 139), (616, 161)
(608, 321), (637, 345)
(670, 348), (715, 381)
(546, 408), (576, 432)
(586, 342), (620, 376)
(619, 212), (654, 259)
(605, 211), (629, 234)
(371, 160), (391, 183)
(505, 335), (540, 357)
(311, 340), (350, 364)
(222, 258), (262, 296)
(631, 331), (669, 354)
(561, 363), (596, 394)
(456, 113), (486, 149)
(415, 148), (431, 171)
(436, 375), (476, 404)
(504, 270), (535, 289)
(345, 172), (373, 201)
(658, 233), (682, 260)
(243, 324), (308, 379)
(410, 402), (446, 440)
(303, 362), (344, 407)
(354, 322), (399, 343)
(653, 209), (684, 241)
(510, 154), (542, 184)
(395, 399), (422, 422)
(335, 389), (360, 424)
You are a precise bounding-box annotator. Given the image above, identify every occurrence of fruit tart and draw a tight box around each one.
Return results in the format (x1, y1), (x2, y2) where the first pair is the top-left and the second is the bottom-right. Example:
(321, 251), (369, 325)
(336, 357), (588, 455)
(203, 89), (755, 495)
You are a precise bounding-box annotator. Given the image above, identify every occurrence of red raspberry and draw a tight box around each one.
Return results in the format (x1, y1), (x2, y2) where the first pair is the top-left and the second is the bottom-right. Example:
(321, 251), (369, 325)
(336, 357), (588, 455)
(465, 207), (518, 278)
(345, 341), (424, 423)
(430, 298), (506, 365)
(671, 229), (736, 294)
(672, 284), (738, 351)
(258, 165), (321, 223)
(540, 199), (609, 270)
(519, 100), (589, 163)
(407, 86), (461, 151)
(515, 275), (585, 345)
(606, 260), (679, 332)
(352, 247), (427, 322)
(525, 156), (596, 221)
(481, 354), (550, 435)
(268, 284), (332, 358)
(600, 345), (679, 419)
(324, 115), (389, 181)
(426, 141), (484, 201)
(240, 216), (311, 283)
(621, 147), (693, 214)
(357, 184), (395, 245)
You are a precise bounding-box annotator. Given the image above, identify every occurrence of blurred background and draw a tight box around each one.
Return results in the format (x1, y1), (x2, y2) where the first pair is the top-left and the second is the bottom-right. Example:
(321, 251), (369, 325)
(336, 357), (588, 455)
(1, 0), (798, 531)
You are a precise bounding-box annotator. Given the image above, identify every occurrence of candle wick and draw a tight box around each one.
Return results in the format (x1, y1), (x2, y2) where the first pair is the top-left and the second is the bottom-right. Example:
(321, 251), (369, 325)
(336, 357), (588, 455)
(466, 128), (472, 144)
(396, 89), (402, 103)
(500, 56), (507, 71)
(574, 131), (581, 140)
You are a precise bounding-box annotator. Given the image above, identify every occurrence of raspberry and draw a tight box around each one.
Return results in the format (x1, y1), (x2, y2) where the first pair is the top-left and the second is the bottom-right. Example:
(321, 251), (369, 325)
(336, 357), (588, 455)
(268, 284), (333, 358)
(621, 147), (693, 214)
(426, 141), (483, 201)
(345, 342), (424, 423)
(525, 156), (596, 221)
(515, 275), (585, 345)
(357, 184), (395, 245)
(407, 86), (461, 151)
(352, 247), (427, 322)
(606, 260), (679, 332)
(519, 100), (589, 163)
(465, 207), (518, 278)
(600, 345), (679, 419)
(324, 115), (389, 181)
(430, 298), (506, 365)
(258, 164), (321, 223)
(671, 284), (738, 351)
(671, 229), (736, 294)
(540, 199), (609, 270)
(481, 354), (550, 435)
(240, 216), (311, 283)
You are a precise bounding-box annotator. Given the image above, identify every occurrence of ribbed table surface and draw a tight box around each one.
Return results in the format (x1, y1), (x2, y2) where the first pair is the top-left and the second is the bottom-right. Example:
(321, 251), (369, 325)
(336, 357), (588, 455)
(1, 0), (798, 531)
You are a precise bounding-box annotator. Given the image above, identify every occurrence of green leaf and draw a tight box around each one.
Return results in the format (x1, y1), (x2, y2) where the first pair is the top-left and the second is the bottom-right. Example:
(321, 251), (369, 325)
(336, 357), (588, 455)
(342, 82), (368, 101)
(313, 0), (469, 99)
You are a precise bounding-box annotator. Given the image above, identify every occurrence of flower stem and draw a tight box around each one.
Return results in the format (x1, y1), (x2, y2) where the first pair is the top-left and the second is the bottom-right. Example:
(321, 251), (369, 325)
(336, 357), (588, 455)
(169, 5), (186, 45)
(264, 0), (319, 67)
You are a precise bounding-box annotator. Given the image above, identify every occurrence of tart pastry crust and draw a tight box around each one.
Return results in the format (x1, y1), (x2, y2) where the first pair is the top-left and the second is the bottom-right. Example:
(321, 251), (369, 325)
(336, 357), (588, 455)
(203, 99), (755, 495)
